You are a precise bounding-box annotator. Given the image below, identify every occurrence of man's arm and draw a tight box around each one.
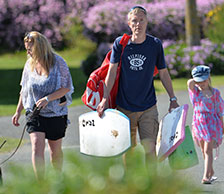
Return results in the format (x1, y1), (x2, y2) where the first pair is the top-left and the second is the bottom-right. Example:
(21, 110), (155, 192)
(159, 68), (179, 111)
(97, 62), (119, 117)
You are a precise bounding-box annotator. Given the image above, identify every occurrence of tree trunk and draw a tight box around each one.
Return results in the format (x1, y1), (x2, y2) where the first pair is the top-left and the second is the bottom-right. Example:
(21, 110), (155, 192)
(185, 0), (200, 46)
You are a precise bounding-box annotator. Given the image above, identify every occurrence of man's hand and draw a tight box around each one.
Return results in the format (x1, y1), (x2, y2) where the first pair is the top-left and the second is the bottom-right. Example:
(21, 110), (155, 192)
(96, 98), (108, 117)
(168, 100), (179, 112)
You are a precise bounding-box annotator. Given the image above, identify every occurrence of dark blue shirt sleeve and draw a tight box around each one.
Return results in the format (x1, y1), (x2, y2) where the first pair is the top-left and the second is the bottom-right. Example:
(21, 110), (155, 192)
(155, 38), (166, 69)
(110, 36), (123, 64)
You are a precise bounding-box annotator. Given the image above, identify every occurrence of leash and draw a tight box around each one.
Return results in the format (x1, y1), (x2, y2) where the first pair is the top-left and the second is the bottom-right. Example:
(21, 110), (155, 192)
(0, 105), (41, 166)
(0, 141), (6, 150)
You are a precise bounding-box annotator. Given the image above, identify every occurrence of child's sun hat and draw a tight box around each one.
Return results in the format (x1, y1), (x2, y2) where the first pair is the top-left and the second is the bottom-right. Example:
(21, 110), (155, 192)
(191, 65), (210, 82)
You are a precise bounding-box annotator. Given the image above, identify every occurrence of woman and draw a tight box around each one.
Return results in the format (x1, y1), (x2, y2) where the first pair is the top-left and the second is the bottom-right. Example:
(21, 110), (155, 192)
(12, 31), (74, 180)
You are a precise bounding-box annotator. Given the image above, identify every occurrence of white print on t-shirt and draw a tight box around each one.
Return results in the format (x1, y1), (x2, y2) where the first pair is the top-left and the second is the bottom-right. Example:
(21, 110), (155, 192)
(128, 54), (146, 71)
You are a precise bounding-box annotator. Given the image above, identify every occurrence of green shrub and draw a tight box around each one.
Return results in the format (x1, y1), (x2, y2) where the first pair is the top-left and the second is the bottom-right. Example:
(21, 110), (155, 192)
(61, 18), (90, 49)
(204, 4), (224, 43)
(164, 39), (224, 78)
(0, 148), (201, 194)
(81, 52), (98, 77)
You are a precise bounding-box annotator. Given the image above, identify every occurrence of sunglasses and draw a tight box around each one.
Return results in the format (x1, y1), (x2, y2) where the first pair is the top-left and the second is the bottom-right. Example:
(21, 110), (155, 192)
(24, 32), (33, 43)
(129, 6), (147, 15)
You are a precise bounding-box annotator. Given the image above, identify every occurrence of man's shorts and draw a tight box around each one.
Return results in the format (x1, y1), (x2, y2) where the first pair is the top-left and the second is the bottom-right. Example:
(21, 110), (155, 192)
(117, 105), (159, 146)
(25, 111), (68, 140)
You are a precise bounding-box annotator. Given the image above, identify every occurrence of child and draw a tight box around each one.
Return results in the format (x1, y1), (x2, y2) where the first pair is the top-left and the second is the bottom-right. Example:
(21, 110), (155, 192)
(187, 65), (224, 184)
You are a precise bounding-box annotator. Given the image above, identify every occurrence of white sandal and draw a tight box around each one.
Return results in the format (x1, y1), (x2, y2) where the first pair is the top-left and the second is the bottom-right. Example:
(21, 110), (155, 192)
(210, 176), (217, 182)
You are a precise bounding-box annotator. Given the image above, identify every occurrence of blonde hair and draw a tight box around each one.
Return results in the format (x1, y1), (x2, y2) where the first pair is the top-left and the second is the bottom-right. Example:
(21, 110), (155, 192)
(208, 77), (213, 91)
(128, 7), (147, 21)
(24, 31), (55, 76)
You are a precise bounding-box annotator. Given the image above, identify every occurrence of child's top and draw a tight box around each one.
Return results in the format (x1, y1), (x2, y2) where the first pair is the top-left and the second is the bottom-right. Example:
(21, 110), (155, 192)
(189, 86), (224, 146)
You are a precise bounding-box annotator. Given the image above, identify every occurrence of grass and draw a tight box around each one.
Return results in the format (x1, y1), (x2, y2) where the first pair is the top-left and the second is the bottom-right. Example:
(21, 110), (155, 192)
(0, 137), (27, 154)
(0, 147), (201, 193)
(0, 39), (96, 116)
(154, 75), (224, 94)
(0, 42), (95, 152)
(0, 40), (224, 117)
(0, 46), (219, 193)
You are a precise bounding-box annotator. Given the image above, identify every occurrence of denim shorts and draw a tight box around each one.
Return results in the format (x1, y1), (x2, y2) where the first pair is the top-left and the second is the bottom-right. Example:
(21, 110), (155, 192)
(25, 111), (68, 140)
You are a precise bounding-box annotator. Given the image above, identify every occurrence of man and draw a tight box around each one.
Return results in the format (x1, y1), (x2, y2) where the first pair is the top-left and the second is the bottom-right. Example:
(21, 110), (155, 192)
(97, 6), (179, 173)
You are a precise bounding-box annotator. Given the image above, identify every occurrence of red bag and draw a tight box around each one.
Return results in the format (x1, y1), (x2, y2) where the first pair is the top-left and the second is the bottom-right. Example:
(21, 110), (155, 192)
(82, 34), (159, 110)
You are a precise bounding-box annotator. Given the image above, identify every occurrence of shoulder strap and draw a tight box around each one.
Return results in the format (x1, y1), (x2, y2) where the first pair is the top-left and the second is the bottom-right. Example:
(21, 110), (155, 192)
(117, 34), (131, 66)
(119, 33), (131, 48)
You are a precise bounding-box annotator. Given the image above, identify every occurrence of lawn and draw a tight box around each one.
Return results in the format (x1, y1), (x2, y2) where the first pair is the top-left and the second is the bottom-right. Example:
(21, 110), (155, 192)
(1, 45), (224, 153)
(0, 38), (96, 116)
(0, 42), (224, 117)
(0, 137), (27, 154)
(154, 75), (224, 93)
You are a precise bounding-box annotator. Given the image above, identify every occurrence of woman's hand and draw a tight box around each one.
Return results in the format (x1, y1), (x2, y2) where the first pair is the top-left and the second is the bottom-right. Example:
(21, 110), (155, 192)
(12, 112), (21, 126)
(36, 96), (49, 109)
(36, 88), (70, 109)
(12, 96), (23, 127)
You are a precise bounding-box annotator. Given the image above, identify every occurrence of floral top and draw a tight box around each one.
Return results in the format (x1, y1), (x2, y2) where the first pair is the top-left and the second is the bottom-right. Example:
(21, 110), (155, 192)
(20, 54), (74, 117)
(188, 86), (224, 146)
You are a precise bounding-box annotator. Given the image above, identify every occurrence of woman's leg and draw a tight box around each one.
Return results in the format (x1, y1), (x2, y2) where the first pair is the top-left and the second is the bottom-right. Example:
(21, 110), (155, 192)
(48, 138), (63, 171)
(202, 141), (213, 181)
(29, 132), (46, 180)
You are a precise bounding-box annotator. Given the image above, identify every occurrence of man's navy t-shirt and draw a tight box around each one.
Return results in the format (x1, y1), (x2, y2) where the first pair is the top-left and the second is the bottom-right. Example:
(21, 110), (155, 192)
(110, 34), (166, 112)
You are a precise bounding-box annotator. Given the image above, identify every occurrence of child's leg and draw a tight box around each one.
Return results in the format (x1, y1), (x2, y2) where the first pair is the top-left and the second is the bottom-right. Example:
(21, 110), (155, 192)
(202, 141), (213, 180)
(199, 140), (205, 159)
(209, 167), (214, 178)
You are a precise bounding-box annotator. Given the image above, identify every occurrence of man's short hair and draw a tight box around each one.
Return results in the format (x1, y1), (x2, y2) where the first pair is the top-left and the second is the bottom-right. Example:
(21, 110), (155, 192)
(128, 6), (147, 20)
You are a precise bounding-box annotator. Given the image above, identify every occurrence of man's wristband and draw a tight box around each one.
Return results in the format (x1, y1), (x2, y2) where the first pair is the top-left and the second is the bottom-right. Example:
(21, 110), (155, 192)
(170, 96), (177, 102)
(45, 96), (50, 102)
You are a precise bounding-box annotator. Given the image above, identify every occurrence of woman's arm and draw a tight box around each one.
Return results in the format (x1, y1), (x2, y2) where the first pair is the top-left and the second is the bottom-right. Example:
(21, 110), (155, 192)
(12, 95), (24, 126)
(36, 87), (70, 109)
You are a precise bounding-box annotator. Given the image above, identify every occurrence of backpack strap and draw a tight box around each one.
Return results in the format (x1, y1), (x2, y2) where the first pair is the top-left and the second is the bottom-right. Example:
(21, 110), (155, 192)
(119, 33), (131, 47)
(117, 34), (131, 66)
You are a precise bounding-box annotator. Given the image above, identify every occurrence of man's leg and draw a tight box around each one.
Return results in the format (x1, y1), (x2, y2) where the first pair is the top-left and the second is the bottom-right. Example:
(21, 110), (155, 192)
(141, 138), (157, 176)
(117, 106), (138, 168)
(122, 126), (138, 168)
(138, 105), (159, 176)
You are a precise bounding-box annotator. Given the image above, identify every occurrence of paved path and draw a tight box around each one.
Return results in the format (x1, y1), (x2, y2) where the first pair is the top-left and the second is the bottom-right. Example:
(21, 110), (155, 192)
(1, 86), (224, 193)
